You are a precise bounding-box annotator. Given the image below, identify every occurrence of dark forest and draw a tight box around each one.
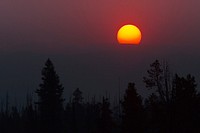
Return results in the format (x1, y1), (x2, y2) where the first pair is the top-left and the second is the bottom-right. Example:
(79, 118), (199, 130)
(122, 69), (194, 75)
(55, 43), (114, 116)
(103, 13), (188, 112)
(0, 59), (199, 133)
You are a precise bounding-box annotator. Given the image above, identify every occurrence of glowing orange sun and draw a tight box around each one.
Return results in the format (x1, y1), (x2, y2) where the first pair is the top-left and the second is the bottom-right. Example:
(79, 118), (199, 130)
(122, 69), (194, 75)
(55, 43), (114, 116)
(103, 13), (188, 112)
(117, 24), (142, 45)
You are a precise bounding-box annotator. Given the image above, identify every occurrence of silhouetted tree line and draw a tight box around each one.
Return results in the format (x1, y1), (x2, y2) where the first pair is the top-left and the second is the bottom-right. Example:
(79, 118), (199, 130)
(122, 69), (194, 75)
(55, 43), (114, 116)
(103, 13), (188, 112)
(0, 59), (200, 133)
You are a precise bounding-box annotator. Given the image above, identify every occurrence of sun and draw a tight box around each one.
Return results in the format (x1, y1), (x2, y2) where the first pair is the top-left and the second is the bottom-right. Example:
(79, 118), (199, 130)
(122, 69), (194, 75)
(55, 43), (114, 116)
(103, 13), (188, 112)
(117, 24), (142, 45)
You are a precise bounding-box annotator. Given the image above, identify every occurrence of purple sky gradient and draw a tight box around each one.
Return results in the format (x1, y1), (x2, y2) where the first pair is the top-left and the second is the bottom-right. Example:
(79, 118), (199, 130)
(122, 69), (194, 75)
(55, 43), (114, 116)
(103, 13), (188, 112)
(0, 0), (200, 103)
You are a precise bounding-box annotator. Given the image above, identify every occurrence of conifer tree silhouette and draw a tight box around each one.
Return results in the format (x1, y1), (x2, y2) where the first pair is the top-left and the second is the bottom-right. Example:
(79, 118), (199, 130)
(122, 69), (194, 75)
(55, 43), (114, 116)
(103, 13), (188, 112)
(72, 88), (83, 105)
(35, 59), (64, 133)
(22, 94), (37, 133)
(71, 88), (84, 133)
(171, 74), (199, 133)
(143, 60), (171, 103)
(121, 83), (144, 133)
(98, 97), (114, 133)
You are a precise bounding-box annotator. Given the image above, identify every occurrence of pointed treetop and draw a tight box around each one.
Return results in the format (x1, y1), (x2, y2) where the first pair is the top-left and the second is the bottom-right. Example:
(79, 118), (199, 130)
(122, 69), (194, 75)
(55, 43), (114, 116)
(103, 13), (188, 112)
(44, 58), (54, 69)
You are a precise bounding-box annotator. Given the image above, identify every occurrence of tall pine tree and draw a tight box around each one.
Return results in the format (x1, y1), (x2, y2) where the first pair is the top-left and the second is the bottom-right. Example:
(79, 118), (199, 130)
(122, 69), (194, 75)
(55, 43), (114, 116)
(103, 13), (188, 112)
(71, 88), (84, 133)
(121, 82), (144, 133)
(171, 74), (199, 133)
(98, 97), (114, 133)
(36, 59), (64, 133)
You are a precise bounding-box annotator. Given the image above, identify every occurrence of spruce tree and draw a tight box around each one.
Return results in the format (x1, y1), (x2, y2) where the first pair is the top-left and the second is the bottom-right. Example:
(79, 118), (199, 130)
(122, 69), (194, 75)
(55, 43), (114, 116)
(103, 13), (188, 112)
(72, 88), (83, 105)
(35, 59), (64, 133)
(98, 97), (114, 133)
(71, 88), (84, 133)
(121, 83), (144, 133)
(171, 74), (199, 132)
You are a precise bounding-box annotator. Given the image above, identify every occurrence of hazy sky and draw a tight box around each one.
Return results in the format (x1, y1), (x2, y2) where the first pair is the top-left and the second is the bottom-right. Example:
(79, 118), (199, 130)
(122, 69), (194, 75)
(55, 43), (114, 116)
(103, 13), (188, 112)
(0, 0), (200, 104)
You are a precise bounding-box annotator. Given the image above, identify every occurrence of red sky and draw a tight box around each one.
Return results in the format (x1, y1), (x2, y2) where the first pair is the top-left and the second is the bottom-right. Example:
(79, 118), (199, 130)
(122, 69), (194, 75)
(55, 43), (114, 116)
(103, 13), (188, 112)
(0, 0), (200, 102)
(0, 0), (200, 52)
